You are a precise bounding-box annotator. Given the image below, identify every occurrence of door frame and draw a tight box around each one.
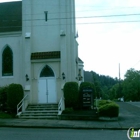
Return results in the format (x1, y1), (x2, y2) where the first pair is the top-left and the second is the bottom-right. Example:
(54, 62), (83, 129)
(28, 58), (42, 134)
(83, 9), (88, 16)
(38, 65), (57, 104)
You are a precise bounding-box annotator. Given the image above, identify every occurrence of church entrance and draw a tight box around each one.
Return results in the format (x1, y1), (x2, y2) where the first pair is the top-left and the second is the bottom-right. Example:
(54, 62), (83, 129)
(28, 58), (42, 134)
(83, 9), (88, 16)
(38, 65), (56, 103)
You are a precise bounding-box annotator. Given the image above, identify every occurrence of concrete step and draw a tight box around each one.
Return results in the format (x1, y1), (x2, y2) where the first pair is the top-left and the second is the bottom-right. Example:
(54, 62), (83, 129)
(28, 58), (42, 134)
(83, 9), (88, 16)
(28, 104), (58, 107)
(19, 116), (58, 119)
(21, 113), (58, 116)
(26, 108), (58, 111)
(24, 110), (58, 113)
(19, 103), (58, 119)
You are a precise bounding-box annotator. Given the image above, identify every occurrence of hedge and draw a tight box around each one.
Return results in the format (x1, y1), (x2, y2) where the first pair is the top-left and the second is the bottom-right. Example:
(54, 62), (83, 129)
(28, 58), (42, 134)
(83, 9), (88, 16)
(98, 100), (119, 117)
(79, 82), (95, 92)
(64, 82), (79, 109)
(0, 86), (8, 111)
(7, 83), (24, 113)
(97, 100), (112, 107)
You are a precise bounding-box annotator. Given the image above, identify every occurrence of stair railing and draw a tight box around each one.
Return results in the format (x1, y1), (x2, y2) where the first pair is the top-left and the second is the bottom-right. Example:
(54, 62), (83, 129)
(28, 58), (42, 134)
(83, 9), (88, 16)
(17, 94), (29, 116)
(58, 96), (65, 115)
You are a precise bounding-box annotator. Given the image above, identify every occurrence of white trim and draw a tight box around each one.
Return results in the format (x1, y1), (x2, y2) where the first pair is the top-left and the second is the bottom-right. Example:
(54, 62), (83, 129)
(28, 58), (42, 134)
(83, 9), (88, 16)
(1, 76), (14, 79)
(0, 31), (22, 37)
(31, 59), (60, 63)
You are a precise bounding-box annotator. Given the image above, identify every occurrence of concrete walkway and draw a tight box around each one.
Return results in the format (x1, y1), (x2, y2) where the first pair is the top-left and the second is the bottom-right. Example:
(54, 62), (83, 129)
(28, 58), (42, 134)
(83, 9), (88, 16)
(0, 102), (140, 130)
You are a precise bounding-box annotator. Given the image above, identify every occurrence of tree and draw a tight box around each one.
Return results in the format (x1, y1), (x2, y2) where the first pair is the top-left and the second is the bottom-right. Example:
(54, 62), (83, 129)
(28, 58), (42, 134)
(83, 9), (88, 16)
(84, 71), (118, 99)
(122, 68), (140, 101)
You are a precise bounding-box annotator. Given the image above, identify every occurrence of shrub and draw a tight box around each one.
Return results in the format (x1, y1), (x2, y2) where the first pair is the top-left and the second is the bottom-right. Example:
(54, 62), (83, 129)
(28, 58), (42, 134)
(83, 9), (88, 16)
(7, 83), (24, 113)
(0, 85), (8, 111)
(98, 101), (119, 117)
(64, 82), (79, 109)
(0, 112), (13, 119)
(62, 108), (74, 114)
(98, 100), (112, 107)
(79, 82), (95, 92)
(79, 82), (95, 97)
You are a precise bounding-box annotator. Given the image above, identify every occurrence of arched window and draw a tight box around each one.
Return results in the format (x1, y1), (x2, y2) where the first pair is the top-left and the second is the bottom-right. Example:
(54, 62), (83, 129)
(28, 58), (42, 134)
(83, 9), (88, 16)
(2, 46), (13, 76)
(40, 65), (54, 77)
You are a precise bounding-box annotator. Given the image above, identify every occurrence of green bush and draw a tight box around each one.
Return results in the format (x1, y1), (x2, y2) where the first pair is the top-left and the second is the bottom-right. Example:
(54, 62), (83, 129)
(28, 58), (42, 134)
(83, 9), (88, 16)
(98, 100), (112, 107)
(98, 101), (119, 117)
(79, 82), (95, 98)
(0, 112), (13, 119)
(62, 108), (74, 114)
(7, 83), (24, 113)
(79, 82), (95, 92)
(0, 85), (8, 111)
(64, 82), (79, 109)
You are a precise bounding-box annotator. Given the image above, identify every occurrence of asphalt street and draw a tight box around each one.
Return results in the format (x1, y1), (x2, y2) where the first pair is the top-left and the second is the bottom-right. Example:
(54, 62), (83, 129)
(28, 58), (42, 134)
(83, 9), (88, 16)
(0, 127), (127, 140)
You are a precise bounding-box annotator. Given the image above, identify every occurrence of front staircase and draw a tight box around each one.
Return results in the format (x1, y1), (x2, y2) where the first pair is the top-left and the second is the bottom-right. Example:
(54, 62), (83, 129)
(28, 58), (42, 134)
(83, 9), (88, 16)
(19, 104), (58, 119)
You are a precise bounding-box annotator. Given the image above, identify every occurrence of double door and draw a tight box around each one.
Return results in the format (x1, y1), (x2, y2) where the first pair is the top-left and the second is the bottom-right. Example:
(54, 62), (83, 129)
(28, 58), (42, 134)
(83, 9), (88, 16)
(38, 78), (56, 103)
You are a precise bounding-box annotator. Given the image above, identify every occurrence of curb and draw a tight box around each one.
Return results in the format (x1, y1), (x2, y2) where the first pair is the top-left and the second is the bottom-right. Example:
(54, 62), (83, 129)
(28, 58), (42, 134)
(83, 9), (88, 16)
(0, 124), (129, 130)
(98, 117), (118, 121)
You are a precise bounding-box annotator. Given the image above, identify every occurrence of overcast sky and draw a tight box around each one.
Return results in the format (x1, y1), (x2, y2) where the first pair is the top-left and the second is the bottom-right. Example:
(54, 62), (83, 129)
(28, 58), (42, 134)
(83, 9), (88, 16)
(1, 0), (140, 79)
(75, 0), (140, 79)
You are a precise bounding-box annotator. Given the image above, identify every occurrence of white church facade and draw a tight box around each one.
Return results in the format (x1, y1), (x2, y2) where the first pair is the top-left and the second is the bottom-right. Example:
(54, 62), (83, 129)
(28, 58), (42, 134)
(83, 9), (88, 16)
(0, 0), (84, 107)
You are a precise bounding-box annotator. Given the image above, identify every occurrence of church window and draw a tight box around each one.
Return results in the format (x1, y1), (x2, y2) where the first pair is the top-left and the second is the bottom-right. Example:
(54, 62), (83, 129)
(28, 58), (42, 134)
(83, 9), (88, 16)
(40, 65), (54, 77)
(44, 11), (48, 21)
(2, 46), (13, 76)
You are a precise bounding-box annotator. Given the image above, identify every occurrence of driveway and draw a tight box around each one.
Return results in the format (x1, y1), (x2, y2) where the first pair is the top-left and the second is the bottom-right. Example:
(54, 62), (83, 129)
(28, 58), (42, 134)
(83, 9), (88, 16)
(117, 102), (140, 128)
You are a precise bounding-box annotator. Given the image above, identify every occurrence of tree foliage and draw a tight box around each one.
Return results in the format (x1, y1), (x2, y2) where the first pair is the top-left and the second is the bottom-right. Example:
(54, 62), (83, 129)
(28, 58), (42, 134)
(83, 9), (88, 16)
(84, 68), (140, 101)
(122, 68), (140, 101)
(84, 71), (118, 99)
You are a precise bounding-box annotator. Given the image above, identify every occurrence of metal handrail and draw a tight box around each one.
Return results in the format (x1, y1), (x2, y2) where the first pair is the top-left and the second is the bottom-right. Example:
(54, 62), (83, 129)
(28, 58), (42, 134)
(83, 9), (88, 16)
(58, 96), (65, 115)
(17, 94), (28, 116)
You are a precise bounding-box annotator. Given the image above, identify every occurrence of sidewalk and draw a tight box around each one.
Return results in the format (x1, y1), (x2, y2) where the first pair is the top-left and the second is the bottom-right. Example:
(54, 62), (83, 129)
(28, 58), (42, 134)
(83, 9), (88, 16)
(0, 118), (123, 129)
(0, 102), (139, 130)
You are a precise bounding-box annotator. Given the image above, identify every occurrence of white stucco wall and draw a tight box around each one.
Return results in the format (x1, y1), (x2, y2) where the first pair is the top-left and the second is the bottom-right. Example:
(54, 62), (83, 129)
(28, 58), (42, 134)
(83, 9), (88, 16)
(0, 0), (82, 106)
(22, 0), (61, 53)
(22, 0), (79, 103)
(0, 32), (24, 87)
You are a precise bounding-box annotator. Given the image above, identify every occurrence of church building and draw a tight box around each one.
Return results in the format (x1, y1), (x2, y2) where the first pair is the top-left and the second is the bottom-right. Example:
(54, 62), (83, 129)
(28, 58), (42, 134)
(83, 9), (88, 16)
(0, 0), (84, 116)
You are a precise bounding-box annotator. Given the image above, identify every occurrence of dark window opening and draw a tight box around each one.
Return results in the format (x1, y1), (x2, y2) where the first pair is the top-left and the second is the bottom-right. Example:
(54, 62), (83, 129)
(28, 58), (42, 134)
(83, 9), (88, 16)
(2, 46), (13, 76)
(40, 65), (54, 77)
(44, 11), (48, 21)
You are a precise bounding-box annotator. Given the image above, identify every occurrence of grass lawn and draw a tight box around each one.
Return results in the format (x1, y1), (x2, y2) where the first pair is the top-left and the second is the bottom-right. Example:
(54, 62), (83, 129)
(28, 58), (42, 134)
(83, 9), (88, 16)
(0, 112), (14, 119)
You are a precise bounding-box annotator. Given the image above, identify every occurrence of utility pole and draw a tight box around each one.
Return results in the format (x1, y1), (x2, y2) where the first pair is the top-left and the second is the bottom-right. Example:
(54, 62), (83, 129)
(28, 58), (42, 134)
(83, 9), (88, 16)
(119, 63), (121, 98)
(119, 63), (120, 82)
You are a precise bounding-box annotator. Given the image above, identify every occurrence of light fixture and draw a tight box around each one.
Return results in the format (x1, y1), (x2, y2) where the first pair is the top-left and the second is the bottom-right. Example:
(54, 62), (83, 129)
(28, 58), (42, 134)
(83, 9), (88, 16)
(62, 72), (65, 80)
(60, 30), (66, 36)
(77, 74), (83, 81)
(25, 74), (29, 81)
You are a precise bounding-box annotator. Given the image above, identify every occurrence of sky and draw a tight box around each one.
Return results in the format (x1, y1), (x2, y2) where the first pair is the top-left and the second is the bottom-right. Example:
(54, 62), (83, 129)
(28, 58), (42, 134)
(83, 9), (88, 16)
(75, 0), (140, 79)
(1, 0), (140, 79)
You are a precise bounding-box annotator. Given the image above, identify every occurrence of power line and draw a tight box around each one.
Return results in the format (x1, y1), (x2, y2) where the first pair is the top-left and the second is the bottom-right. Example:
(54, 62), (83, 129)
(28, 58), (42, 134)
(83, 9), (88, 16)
(0, 12), (140, 29)
(132, 59), (140, 68)
(0, 19), (140, 30)
(1, 1), (140, 16)
(1, 10), (140, 17)
(77, 20), (140, 25)
(1, 12), (140, 22)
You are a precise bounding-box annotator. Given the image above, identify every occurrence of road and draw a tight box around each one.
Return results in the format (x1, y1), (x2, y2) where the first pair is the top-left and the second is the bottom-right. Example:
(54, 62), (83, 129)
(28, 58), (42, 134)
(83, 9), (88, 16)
(0, 127), (128, 140)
